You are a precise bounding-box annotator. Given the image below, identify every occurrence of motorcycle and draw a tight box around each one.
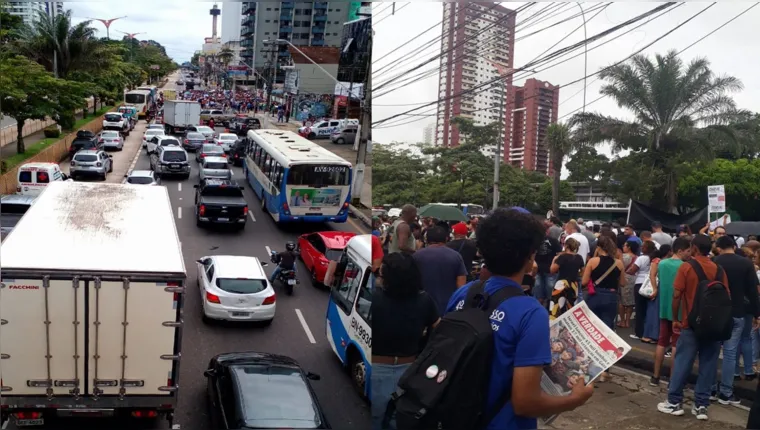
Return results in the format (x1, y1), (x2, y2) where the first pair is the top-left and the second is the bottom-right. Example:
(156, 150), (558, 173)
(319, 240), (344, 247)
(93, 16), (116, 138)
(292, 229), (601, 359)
(270, 251), (299, 295)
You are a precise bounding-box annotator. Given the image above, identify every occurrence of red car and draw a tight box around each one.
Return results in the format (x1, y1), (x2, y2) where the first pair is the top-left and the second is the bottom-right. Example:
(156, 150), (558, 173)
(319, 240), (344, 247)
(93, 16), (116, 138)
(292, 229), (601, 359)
(298, 231), (356, 285)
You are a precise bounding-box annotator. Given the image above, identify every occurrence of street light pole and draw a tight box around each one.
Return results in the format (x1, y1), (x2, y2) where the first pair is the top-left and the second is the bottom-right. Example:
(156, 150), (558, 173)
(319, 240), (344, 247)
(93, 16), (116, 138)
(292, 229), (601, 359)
(87, 16), (127, 40)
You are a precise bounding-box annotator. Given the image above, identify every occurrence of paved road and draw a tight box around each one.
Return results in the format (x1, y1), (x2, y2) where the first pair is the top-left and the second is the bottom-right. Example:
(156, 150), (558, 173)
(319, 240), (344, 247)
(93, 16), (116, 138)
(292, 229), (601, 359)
(4, 75), (370, 430)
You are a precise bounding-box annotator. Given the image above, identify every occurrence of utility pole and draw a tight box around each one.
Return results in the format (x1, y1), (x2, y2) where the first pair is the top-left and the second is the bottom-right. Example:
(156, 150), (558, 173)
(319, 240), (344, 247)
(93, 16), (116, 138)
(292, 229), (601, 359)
(345, 68), (354, 120)
(264, 42), (277, 111)
(353, 31), (371, 208)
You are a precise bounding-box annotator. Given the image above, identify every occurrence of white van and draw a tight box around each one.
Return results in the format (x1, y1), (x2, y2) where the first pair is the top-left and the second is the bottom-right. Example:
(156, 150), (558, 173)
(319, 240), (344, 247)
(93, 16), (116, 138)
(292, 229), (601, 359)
(16, 162), (66, 196)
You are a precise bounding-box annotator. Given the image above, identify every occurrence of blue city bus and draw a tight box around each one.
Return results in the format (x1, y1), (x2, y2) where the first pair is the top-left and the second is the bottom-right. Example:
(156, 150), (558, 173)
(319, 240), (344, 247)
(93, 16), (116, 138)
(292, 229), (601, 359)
(325, 235), (371, 397)
(243, 130), (353, 223)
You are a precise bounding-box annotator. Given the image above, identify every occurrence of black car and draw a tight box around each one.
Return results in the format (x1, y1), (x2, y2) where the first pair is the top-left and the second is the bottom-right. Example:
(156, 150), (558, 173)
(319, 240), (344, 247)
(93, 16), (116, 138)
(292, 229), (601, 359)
(69, 130), (101, 158)
(229, 140), (247, 167)
(204, 352), (330, 429)
(230, 117), (262, 136)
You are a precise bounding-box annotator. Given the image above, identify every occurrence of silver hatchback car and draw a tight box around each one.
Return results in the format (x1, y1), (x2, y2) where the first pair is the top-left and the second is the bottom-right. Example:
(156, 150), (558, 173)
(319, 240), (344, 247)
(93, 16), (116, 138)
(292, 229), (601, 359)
(70, 150), (112, 180)
(199, 156), (233, 181)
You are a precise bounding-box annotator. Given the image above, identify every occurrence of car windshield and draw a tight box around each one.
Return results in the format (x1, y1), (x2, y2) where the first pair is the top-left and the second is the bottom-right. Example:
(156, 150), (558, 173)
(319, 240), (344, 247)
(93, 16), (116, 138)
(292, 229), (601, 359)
(104, 114), (122, 122)
(74, 154), (98, 162)
(146, 130), (164, 136)
(216, 278), (267, 294)
(202, 144), (223, 154)
(197, 127), (213, 133)
(287, 164), (351, 186)
(102, 131), (119, 138)
(219, 135), (236, 141)
(187, 132), (205, 140)
(204, 162), (228, 170)
(163, 151), (187, 162)
(125, 94), (145, 104)
(231, 365), (321, 429)
(127, 176), (153, 184)
(161, 139), (180, 146)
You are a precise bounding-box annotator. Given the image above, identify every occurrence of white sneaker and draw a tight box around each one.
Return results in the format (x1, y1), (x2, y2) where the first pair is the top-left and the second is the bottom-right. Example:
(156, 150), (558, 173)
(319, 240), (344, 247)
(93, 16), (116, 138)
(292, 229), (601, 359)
(692, 406), (708, 420)
(657, 401), (684, 416)
(630, 334), (641, 340)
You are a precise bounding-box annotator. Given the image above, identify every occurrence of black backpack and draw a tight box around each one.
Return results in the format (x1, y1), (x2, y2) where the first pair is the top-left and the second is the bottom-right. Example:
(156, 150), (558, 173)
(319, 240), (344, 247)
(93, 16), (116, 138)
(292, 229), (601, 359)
(686, 260), (733, 341)
(388, 281), (523, 430)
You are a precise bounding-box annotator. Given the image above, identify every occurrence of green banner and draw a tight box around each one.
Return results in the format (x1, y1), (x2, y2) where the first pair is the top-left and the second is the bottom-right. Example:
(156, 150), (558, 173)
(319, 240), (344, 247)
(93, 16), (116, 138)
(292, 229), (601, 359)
(348, 2), (362, 21)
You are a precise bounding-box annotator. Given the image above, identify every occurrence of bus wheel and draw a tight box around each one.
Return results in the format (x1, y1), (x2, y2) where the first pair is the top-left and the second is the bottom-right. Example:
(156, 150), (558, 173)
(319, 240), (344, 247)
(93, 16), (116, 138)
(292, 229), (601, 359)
(348, 350), (366, 397)
(261, 197), (267, 212)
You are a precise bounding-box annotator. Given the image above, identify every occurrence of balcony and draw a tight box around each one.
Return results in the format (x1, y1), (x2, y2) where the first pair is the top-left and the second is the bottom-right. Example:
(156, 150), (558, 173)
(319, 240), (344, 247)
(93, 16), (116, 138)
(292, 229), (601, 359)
(311, 39), (325, 46)
(281, 1), (294, 9)
(242, 2), (256, 15)
(241, 16), (254, 27)
(313, 14), (327, 22)
(278, 51), (290, 57)
(312, 26), (325, 34)
(314, 2), (328, 10)
(240, 38), (253, 47)
(279, 26), (292, 33)
(240, 49), (253, 58)
(240, 25), (254, 37)
(280, 12), (291, 21)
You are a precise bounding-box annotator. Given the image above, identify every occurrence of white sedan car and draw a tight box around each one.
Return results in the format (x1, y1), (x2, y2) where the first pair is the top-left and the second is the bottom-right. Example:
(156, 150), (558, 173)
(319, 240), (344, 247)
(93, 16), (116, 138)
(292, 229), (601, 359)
(196, 255), (276, 324)
(125, 170), (160, 185)
(214, 133), (238, 153)
(143, 128), (166, 148)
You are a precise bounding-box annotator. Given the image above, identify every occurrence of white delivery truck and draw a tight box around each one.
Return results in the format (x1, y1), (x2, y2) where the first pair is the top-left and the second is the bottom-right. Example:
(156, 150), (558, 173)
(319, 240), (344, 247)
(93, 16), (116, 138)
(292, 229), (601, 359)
(0, 181), (186, 428)
(163, 99), (201, 136)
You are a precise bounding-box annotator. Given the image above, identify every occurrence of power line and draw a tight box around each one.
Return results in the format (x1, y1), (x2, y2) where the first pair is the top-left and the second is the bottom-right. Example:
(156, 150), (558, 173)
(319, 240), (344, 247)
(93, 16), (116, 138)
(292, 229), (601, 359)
(374, 2), (410, 26)
(373, 2), (679, 127)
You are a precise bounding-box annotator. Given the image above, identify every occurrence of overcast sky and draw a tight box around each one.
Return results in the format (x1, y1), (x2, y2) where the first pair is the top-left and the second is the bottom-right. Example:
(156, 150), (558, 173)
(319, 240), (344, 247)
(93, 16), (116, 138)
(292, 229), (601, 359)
(69, 1), (220, 63)
(372, 1), (760, 159)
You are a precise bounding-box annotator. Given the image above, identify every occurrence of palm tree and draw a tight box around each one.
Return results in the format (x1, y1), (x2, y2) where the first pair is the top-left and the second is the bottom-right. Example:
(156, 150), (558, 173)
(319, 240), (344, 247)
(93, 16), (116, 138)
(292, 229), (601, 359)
(14, 10), (103, 79)
(569, 50), (744, 212)
(544, 122), (577, 216)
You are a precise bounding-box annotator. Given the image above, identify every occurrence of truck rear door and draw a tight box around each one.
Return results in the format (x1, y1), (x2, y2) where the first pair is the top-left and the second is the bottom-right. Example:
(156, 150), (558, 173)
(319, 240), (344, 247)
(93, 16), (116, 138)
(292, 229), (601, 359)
(90, 280), (180, 396)
(0, 278), (86, 396)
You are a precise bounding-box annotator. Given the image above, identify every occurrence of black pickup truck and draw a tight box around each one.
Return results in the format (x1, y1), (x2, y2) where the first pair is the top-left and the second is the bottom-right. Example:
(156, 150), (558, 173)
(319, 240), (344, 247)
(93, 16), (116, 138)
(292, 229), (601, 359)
(230, 117), (262, 136)
(194, 179), (248, 230)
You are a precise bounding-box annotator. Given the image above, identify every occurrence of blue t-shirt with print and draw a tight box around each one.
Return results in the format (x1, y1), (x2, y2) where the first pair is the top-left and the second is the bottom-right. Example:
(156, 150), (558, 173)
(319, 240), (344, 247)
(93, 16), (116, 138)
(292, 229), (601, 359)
(445, 276), (552, 430)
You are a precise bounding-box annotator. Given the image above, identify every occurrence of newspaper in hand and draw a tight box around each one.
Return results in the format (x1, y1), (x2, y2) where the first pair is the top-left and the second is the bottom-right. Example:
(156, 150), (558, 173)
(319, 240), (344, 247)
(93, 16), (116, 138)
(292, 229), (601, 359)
(540, 301), (631, 425)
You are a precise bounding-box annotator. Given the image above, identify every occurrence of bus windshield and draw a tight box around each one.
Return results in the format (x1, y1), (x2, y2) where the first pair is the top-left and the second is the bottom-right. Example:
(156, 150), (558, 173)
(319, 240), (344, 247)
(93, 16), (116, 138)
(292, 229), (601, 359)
(125, 94), (146, 104)
(287, 164), (350, 187)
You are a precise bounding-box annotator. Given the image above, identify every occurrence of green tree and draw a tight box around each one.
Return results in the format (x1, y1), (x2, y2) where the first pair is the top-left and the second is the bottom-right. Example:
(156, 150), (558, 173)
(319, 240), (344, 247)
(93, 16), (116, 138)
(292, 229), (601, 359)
(678, 158), (760, 221)
(544, 122), (577, 216)
(570, 50), (745, 212)
(0, 5), (24, 44)
(565, 146), (611, 185)
(373, 143), (427, 207)
(0, 55), (91, 153)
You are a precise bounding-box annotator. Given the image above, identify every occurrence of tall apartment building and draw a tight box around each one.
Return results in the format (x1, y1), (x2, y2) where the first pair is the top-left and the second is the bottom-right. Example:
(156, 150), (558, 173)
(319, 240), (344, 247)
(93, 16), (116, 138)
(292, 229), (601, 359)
(435, 2), (516, 149)
(423, 123), (434, 145)
(239, 1), (353, 82)
(45, 1), (63, 18)
(221, 1), (243, 44)
(506, 78), (560, 175)
(4, 2), (45, 25)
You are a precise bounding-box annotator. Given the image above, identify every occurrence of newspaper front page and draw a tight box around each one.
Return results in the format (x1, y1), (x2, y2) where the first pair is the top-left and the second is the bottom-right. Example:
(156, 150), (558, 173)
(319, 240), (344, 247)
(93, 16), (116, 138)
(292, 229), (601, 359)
(540, 301), (631, 425)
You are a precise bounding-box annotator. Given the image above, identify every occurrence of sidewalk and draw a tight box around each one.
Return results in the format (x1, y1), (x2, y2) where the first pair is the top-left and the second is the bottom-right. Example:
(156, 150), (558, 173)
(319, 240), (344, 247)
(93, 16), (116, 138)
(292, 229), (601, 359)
(546, 366), (749, 429)
(1, 99), (95, 148)
(616, 323), (757, 402)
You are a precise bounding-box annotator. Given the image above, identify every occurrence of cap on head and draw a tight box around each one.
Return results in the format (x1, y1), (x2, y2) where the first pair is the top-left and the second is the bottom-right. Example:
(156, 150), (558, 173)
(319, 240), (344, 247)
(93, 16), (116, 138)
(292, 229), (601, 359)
(452, 222), (468, 236)
(585, 221), (593, 228)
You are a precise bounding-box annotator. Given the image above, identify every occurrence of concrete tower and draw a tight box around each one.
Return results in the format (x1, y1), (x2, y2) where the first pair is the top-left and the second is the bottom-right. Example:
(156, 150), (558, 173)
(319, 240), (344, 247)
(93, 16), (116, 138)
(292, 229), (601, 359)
(209, 3), (221, 39)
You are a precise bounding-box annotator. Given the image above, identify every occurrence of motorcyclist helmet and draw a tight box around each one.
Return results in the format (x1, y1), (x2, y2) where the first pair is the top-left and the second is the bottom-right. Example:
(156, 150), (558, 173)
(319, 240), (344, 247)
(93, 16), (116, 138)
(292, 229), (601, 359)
(285, 241), (296, 252)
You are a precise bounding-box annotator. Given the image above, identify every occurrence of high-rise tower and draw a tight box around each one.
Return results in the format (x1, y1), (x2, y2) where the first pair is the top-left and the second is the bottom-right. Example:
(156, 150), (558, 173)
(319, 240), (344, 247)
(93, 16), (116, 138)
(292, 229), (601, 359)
(435, 2), (516, 148)
(210, 3), (221, 39)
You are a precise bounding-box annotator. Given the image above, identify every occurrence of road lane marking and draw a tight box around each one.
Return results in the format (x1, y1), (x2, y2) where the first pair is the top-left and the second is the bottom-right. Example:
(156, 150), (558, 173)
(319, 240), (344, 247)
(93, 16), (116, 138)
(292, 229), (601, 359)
(249, 211), (256, 222)
(2, 417), (8, 429)
(177, 207), (182, 219)
(178, 183), (182, 192)
(265, 245), (272, 255)
(121, 133), (145, 183)
(295, 309), (316, 344)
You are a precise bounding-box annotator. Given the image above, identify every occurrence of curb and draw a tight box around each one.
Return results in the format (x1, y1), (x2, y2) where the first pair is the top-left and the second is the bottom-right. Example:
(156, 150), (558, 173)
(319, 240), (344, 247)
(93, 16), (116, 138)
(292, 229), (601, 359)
(620, 352), (757, 403)
(349, 204), (371, 228)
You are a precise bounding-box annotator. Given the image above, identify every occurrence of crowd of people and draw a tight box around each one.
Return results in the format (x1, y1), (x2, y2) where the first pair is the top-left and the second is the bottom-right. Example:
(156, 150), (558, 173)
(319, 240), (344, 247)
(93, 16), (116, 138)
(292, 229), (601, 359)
(370, 205), (760, 429)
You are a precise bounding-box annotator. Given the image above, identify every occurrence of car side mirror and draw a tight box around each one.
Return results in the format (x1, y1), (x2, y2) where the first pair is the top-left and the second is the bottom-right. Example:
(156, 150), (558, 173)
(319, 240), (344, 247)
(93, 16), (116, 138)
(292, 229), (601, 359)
(203, 369), (215, 378)
(306, 372), (321, 381)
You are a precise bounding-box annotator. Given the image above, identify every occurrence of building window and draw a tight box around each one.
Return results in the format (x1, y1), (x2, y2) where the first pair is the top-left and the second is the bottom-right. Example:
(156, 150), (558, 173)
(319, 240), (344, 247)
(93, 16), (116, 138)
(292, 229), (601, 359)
(304, 9), (312, 15)
(301, 20), (310, 26)
(265, 19), (270, 23)
(295, 9), (302, 14)
(266, 7), (271, 10)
